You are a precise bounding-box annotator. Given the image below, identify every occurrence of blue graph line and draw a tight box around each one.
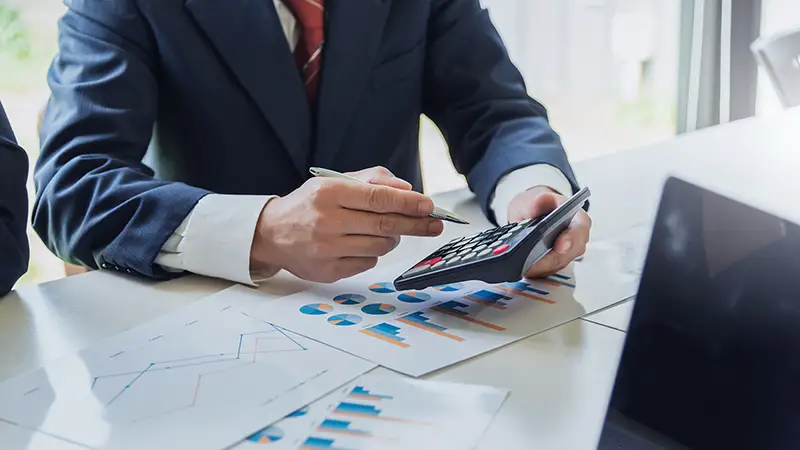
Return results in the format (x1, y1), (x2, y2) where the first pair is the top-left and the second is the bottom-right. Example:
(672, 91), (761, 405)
(271, 324), (308, 351)
(106, 363), (155, 406)
(93, 320), (308, 408)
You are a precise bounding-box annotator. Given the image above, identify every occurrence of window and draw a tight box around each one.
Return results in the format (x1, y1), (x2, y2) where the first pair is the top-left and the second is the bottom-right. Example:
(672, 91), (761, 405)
(1, 0), (66, 287)
(421, 0), (682, 195)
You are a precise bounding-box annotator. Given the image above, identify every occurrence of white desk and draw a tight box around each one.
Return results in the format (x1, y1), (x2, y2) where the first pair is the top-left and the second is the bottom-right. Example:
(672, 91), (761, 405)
(2, 106), (799, 448)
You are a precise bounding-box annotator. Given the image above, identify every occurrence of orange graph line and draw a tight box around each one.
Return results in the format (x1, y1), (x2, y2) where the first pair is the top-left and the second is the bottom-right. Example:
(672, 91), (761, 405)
(359, 330), (410, 348)
(348, 394), (384, 401)
(494, 286), (556, 304)
(317, 428), (371, 437)
(396, 317), (465, 342)
(431, 307), (506, 331)
(463, 296), (508, 310)
(540, 280), (561, 288)
(334, 411), (431, 425)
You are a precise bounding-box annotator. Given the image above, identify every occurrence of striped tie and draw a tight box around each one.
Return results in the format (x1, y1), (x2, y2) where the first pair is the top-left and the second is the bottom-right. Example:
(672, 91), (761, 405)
(282, 0), (325, 105)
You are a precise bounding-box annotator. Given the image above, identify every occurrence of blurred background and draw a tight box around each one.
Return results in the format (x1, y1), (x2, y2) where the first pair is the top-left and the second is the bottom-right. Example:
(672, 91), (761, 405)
(2, 0), (799, 288)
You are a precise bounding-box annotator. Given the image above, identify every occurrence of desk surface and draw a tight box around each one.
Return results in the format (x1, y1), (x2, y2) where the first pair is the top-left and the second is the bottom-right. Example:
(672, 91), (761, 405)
(2, 106), (799, 449)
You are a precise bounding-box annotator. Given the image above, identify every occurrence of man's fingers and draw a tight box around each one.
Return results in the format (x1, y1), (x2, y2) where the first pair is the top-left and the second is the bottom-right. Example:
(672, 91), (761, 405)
(338, 210), (443, 237)
(367, 176), (413, 191)
(524, 251), (565, 279)
(336, 183), (434, 216)
(347, 166), (413, 191)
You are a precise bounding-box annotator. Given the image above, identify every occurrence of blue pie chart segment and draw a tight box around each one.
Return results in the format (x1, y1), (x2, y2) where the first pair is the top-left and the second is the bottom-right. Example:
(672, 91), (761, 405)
(328, 314), (363, 326)
(397, 292), (432, 303)
(333, 294), (366, 306)
(299, 303), (334, 315)
(369, 282), (396, 294)
(433, 283), (464, 292)
(361, 303), (397, 315)
(247, 425), (284, 443)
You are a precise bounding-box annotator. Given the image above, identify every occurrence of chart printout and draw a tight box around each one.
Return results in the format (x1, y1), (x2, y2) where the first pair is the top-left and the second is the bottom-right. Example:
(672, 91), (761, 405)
(235, 373), (508, 450)
(228, 243), (638, 376)
(0, 292), (376, 450)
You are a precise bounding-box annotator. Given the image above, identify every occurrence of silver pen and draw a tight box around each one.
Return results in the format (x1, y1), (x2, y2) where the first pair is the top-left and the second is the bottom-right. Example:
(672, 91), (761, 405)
(309, 167), (470, 225)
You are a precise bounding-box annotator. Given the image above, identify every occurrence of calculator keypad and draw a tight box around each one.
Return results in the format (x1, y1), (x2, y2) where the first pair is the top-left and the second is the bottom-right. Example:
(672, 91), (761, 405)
(401, 217), (543, 279)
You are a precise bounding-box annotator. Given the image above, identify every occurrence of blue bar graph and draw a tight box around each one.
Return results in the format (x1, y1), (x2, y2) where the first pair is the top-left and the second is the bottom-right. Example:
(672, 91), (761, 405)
(396, 312), (465, 342)
(360, 323), (410, 348)
(350, 385), (394, 400)
(501, 281), (550, 296)
(300, 437), (356, 450)
(464, 289), (512, 309)
(318, 419), (372, 437)
(335, 402), (381, 416)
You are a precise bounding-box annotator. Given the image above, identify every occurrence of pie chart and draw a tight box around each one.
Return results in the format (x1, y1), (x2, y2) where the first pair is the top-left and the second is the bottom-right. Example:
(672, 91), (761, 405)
(333, 293), (366, 306)
(397, 292), (432, 303)
(433, 283), (464, 292)
(286, 405), (310, 418)
(328, 314), (363, 326)
(361, 303), (397, 315)
(247, 425), (284, 443)
(299, 303), (334, 315)
(369, 282), (396, 294)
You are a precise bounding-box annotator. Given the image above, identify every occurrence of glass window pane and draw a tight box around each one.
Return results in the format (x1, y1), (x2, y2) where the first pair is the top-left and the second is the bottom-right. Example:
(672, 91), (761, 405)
(422, 0), (681, 195)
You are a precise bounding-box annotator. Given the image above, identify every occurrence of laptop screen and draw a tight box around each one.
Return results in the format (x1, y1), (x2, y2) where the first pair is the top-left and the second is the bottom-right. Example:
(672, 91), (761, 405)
(597, 177), (800, 450)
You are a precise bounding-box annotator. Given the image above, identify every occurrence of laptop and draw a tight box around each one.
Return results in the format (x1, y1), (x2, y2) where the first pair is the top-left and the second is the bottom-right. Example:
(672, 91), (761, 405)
(596, 176), (800, 450)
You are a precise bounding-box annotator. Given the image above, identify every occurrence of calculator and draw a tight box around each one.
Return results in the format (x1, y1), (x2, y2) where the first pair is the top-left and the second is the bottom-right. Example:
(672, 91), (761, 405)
(393, 187), (591, 291)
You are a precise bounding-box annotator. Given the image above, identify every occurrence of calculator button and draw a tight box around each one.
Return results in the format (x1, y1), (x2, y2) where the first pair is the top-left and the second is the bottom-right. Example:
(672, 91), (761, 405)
(405, 265), (431, 277)
(462, 252), (477, 261)
(478, 247), (493, 257)
(414, 256), (442, 268)
(447, 256), (462, 265)
(493, 244), (510, 255)
(489, 240), (504, 248)
(473, 244), (487, 253)
(431, 261), (447, 270)
(500, 232), (513, 240)
(519, 218), (533, 226)
(449, 237), (466, 244)
(457, 247), (472, 256)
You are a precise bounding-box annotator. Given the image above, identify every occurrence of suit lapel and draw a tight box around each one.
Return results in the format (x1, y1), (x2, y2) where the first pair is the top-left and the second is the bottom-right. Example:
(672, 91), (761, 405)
(185, 0), (312, 175)
(314, 0), (392, 169)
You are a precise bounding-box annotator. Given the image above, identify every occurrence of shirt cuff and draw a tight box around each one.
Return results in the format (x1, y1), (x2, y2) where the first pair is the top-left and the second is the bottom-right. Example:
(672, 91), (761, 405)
(489, 164), (574, 226)
(155, 194), (277, 285)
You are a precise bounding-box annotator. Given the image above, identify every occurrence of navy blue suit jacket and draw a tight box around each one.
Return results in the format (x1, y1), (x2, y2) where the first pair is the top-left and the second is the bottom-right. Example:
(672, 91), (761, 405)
(0, 101), (29, 295)
(35, 0), (580, 279)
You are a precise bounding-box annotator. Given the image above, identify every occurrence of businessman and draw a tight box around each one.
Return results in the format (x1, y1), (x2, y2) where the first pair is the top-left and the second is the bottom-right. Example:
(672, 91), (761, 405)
(0, 101), (29, 296)
(35, 0), (591, 285)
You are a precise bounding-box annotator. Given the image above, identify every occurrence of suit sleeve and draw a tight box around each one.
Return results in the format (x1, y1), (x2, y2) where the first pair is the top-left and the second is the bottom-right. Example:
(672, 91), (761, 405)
(0, 102), (29, 296)
(33, 1), (210, 278)
(423, 0), (582, 224)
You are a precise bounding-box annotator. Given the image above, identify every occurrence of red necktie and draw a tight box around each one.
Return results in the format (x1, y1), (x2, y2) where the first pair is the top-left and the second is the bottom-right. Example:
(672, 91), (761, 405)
(282, 0), (325, 105)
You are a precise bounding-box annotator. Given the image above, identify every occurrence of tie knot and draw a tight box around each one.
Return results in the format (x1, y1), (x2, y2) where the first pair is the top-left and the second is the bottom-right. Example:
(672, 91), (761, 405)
(282, 0), (324, 29)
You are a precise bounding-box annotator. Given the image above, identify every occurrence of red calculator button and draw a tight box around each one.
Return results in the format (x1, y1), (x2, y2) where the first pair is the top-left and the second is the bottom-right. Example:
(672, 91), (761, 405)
(493, 244), (510, 255)
(415, 256), (442, 268)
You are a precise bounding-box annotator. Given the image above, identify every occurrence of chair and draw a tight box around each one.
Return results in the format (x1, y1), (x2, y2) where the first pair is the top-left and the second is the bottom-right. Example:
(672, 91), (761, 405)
(752, 28), (800, 108)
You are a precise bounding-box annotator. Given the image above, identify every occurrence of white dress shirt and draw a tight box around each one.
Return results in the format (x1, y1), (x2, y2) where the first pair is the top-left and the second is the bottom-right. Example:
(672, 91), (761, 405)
(155, 0), (572, 285)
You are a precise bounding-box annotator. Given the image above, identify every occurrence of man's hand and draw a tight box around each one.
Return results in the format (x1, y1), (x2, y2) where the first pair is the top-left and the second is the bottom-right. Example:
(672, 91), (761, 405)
(250, 167), (443, 283)
(507, 186), (591, 278)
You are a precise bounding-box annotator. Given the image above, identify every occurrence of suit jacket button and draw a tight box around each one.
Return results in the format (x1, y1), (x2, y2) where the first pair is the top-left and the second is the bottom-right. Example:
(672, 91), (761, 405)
(101, 263), (108, 269)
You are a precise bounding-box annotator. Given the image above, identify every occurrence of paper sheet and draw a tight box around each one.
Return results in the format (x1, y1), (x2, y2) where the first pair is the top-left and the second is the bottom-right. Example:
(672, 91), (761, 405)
(235, 373), (508, 450)
(226, 243), (637, 376)
(0, 291), (375, 450)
